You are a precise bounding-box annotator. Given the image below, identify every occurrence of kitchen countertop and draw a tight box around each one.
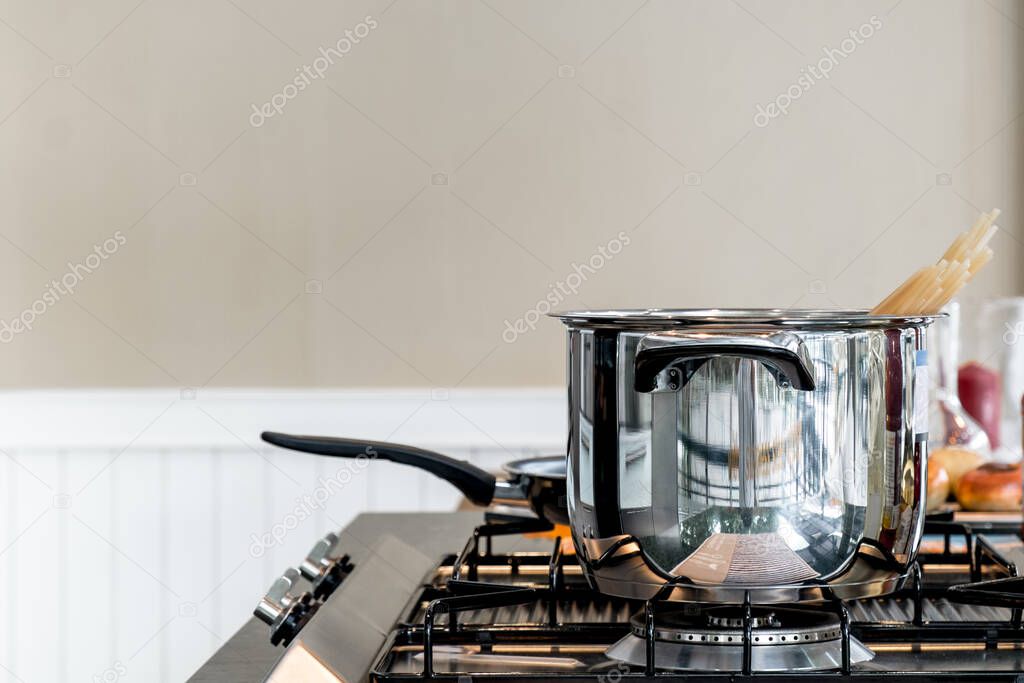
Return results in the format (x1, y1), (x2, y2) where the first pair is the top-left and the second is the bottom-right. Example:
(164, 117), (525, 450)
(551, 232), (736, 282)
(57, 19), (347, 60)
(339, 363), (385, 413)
(188, 511), (485, 683)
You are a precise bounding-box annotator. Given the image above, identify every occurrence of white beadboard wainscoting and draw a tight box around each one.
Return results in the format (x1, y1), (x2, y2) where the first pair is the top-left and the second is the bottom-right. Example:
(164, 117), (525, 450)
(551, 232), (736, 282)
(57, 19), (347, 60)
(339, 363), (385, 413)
(0, 389), (565, 683)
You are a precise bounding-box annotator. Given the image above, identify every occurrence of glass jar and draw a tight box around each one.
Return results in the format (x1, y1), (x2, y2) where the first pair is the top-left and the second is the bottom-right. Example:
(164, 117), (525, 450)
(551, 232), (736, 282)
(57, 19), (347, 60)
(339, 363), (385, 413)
(975, 297), (1024, 460)
(929, 302), (990, 452)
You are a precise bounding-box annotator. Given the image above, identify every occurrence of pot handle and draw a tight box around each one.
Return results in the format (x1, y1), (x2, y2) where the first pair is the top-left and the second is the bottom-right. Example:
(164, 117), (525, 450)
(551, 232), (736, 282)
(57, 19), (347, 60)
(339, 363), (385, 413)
(260, 431), (497, 506)
(633, 331), (816, 393)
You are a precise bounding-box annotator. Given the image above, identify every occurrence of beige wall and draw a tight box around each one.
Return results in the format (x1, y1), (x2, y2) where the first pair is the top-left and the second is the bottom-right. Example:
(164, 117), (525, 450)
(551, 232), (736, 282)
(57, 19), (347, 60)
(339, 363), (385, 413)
(0, 0), (1021, 388)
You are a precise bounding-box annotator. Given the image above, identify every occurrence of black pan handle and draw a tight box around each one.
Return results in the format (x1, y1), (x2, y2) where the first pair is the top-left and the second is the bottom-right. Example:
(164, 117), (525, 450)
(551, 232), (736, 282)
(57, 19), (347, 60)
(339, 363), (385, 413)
(260, 432), (496, 506)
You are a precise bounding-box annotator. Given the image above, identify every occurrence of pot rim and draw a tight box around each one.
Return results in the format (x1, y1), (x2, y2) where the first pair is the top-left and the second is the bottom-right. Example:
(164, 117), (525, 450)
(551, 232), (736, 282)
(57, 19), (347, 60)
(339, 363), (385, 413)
(552, 308), (943, 330)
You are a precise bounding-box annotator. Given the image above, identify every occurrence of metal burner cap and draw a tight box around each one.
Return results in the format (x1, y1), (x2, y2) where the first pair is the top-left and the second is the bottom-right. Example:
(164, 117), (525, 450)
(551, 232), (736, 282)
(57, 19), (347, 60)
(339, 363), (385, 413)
(610, 606), (874, 672)
(629, 607), (841, 646)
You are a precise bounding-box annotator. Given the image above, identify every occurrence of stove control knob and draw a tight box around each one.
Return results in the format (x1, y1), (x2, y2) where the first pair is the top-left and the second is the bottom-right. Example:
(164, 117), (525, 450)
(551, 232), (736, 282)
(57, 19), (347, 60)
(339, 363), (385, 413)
(253, 568), (317, 646)
(299, 532), (353, 600)
(299, 533), (337, 580)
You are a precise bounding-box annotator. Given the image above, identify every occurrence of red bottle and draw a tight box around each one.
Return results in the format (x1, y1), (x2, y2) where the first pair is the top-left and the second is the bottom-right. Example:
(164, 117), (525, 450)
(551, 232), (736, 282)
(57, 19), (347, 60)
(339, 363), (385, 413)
(958, 362), (1001, 448)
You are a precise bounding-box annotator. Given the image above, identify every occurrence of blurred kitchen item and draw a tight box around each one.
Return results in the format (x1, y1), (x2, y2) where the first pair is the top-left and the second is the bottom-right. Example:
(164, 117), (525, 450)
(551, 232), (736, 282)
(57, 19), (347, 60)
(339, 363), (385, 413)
(959, 361), (1002, 448)
(872, 209), (999, 315)
(928, 302), (990, 453)
(925, 462), (950, 512)
(955, 462), (1023, 511)
(976, 297), (1024, 459)
(930, 446), (987, 491)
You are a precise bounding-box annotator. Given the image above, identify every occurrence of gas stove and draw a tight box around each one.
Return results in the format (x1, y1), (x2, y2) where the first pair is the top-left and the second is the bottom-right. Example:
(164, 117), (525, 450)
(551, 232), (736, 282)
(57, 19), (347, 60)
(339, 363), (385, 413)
(197, 512), (1024, 682)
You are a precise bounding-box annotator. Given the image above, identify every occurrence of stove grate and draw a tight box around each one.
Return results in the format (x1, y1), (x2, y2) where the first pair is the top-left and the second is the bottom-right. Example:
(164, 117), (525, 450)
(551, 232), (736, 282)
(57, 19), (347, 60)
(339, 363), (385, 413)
(374, 517), (1024, 681)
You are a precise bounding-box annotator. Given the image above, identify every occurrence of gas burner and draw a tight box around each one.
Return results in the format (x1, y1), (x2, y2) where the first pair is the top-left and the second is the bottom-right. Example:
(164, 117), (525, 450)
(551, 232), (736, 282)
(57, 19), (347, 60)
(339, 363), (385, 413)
(605, 606), (874, 672)
(706, 609), (781, 630)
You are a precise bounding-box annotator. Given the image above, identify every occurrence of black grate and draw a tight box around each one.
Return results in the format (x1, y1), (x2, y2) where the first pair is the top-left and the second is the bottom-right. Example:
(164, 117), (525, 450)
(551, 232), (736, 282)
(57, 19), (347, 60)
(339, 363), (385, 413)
(372, 517), (1024, 682)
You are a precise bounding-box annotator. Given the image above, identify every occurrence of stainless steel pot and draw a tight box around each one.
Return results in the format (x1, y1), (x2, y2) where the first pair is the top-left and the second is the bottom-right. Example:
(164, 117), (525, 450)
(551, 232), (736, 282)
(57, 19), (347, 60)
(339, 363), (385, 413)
(554, 309), (936, 604)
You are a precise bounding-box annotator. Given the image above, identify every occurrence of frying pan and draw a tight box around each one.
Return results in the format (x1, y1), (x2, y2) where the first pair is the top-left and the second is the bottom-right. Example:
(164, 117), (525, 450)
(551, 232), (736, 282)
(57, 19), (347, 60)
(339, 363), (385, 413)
(260, 431), (569, 525)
